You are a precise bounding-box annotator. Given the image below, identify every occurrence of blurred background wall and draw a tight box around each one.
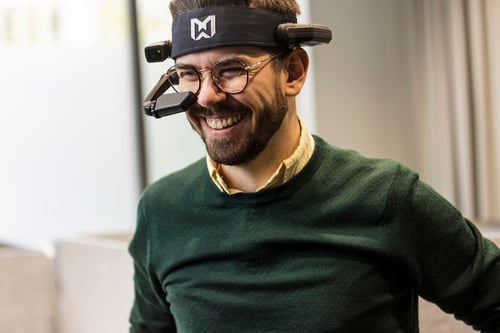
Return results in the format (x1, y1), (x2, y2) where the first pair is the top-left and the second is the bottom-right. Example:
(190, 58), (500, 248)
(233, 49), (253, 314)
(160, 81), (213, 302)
(0, 0), (141, 250)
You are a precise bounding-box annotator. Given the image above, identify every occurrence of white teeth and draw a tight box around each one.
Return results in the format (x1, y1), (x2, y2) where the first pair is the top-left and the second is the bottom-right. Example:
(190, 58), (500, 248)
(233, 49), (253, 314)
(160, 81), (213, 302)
(207, 115), (242, 129)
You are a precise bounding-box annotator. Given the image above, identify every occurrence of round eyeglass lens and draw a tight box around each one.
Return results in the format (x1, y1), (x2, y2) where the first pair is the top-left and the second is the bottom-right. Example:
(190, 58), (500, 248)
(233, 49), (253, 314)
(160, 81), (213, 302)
(211, 60), (248, 93)
(167, 66), (199, 94)
(167, 60), (251, 95)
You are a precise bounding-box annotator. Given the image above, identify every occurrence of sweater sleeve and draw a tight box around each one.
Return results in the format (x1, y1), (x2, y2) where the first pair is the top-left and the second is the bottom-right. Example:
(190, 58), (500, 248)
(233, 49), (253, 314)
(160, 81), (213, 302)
(128, 195), (177, 333)
(393, 171), (500, 332)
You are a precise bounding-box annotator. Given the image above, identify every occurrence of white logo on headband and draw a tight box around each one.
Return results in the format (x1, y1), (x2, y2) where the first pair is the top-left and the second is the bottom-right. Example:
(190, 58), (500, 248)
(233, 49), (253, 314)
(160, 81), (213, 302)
(191, 15), (216, 40)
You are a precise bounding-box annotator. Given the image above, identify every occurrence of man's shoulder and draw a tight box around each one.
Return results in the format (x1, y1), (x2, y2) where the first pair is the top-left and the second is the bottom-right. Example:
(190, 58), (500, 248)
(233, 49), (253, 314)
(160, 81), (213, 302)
(313, 135), (418, 187)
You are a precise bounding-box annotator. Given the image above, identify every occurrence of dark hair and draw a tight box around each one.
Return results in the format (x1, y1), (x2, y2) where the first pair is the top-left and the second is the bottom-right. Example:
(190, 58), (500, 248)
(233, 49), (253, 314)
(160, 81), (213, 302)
(169, 0), (300, 19)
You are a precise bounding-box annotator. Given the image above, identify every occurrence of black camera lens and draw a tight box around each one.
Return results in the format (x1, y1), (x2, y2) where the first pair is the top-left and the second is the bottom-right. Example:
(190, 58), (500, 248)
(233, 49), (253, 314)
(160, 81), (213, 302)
(144, 41), (172, 63)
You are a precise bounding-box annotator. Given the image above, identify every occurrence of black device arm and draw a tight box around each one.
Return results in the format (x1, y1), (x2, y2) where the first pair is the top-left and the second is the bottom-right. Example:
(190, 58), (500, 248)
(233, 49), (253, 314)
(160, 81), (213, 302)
(143, 72), (197, 118)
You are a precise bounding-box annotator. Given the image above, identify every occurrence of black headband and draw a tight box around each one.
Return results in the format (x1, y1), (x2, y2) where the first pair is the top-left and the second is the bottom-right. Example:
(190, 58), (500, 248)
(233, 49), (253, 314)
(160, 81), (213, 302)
(171, 7), (297, 58)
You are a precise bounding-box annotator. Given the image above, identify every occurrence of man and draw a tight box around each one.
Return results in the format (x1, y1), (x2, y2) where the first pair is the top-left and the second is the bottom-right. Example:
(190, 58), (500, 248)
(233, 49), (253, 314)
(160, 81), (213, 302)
(129, 1), (500, 332)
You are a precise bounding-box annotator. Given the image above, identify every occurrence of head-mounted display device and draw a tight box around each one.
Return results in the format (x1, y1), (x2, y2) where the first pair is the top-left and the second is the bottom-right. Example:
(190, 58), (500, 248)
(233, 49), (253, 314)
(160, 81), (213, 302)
(143, 6), (332, 118)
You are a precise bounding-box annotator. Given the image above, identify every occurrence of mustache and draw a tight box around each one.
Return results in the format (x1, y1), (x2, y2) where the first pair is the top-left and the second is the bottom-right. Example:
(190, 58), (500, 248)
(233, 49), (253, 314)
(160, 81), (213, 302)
(190, 100), (251, 117)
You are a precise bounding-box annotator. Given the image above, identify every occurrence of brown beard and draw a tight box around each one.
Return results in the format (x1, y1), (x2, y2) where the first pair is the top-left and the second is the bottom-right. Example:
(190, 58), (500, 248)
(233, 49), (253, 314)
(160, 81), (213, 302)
(189, 86), (288, 166)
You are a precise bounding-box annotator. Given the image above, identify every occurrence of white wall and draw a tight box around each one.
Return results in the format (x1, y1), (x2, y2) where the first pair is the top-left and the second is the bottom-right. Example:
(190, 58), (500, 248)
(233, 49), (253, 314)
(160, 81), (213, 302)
(309, 0), (417, 167)
(0, 0), (141, 250)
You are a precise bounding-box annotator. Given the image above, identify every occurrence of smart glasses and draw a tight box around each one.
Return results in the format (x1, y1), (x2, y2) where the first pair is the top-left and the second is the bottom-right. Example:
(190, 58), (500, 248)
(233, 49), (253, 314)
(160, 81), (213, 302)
(166, 53), (282, 95)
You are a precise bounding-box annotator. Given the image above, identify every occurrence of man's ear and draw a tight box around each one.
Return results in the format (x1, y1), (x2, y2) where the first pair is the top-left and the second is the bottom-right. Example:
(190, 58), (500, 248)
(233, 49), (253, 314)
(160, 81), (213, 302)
(284, 47), (309, 97)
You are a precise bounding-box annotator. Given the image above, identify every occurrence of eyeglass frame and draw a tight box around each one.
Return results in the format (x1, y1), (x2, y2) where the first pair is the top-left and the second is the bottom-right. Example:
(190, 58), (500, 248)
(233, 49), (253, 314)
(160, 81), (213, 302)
(166, 52), (284, 95)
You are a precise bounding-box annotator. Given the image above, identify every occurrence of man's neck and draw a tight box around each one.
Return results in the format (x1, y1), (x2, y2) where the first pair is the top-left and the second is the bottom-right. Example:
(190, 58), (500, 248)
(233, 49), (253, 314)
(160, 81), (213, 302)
(218, 114), (301, 193)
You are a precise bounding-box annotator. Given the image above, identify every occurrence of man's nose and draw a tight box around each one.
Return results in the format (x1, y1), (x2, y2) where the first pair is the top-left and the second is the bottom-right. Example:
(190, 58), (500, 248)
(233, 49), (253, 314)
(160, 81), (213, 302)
(196, 76), (227, 108)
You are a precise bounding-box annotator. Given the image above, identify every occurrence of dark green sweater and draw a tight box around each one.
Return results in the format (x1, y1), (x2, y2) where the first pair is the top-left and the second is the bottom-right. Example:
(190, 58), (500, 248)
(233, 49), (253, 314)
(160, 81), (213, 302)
(129, 136), (500, 333)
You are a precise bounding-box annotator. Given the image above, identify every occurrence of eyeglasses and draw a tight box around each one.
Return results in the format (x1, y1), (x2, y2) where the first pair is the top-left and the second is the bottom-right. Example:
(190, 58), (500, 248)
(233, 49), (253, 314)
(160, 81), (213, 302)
(166, 53), (282, 95)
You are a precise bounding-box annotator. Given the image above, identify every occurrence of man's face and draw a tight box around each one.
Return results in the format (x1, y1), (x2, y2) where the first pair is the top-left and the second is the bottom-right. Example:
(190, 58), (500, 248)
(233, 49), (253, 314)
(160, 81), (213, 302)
(176, 47), (289, 166)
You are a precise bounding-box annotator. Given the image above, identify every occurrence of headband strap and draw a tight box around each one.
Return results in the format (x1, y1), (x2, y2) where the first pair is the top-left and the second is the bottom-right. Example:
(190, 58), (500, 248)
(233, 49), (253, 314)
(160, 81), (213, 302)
(171, 7), (297, 58)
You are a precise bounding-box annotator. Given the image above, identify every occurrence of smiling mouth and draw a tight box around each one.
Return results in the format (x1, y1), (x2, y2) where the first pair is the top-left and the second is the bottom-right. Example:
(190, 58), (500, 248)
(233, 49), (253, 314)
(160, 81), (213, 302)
(206, 114), (243, 130)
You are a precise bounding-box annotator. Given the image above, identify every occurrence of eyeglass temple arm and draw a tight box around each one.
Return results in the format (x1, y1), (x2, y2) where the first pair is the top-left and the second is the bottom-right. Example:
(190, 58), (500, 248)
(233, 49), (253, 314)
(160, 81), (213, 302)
(143, 72), (197, 118)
